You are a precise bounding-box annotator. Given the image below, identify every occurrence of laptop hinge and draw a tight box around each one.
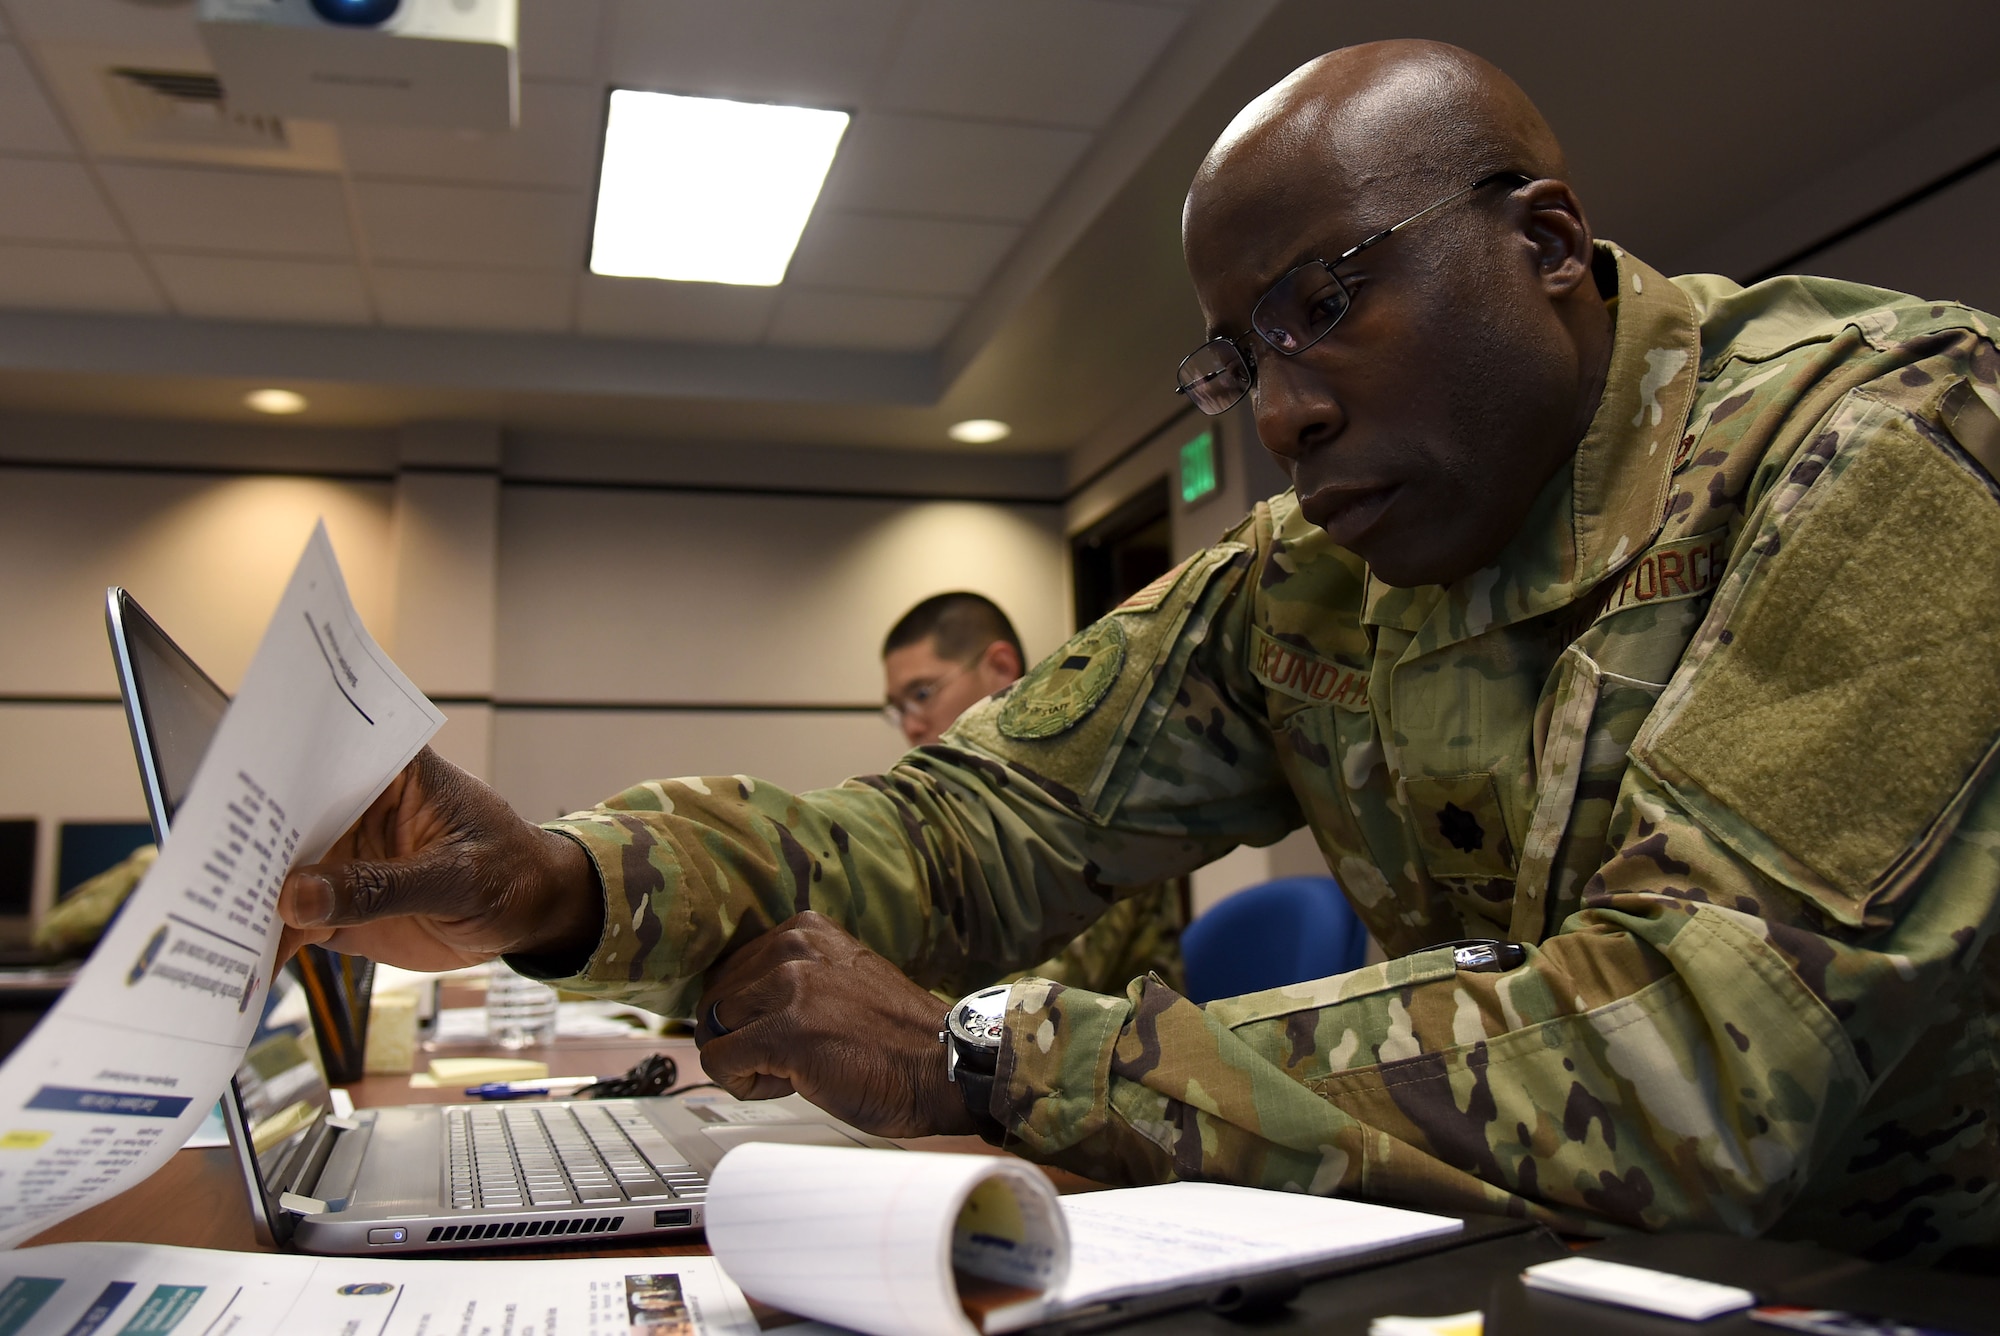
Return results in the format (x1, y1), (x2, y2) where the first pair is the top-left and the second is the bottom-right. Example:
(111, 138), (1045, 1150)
(278, 1191), (328, 1215)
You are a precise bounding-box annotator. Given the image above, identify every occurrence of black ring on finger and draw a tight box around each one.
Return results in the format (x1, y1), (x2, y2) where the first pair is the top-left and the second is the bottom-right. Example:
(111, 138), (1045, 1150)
(706, 1000), (732, 1037)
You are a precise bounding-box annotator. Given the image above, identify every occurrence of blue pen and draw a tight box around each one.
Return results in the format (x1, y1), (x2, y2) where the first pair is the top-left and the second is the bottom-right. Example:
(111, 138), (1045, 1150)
(463, 1075), (599, 1100)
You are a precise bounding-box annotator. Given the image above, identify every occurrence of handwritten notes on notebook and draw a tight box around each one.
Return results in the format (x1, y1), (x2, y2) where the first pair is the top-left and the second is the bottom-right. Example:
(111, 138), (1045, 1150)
(704, 1144), (1462, 1336)
(0, 524), (441, 1247)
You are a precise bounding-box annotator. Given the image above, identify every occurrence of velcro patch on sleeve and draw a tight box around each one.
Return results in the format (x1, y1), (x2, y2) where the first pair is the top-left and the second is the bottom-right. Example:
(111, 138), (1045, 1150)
(1589, 528), (1730, 628)
(1249, 625), (1370, 710)
(1639, 405), (2000, 919)
(996, 617), (1128, 740)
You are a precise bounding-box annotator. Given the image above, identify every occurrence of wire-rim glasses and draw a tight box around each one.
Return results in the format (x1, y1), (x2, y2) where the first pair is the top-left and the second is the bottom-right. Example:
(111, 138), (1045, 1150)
(1174, 171), (1531, 416)
(882, 656), (979, 731)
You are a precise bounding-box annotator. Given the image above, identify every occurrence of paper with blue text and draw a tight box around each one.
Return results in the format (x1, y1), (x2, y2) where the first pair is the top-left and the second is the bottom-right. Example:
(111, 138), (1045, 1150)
(0, 1242), (759, 1334)
(0, 523), (442, 1247)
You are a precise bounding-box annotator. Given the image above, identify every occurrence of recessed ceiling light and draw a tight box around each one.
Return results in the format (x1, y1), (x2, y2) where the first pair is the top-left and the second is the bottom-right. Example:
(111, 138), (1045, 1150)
(948, 419), (1011, 444)
(245, 388), (307, 415)
(590, 90), (849, 287)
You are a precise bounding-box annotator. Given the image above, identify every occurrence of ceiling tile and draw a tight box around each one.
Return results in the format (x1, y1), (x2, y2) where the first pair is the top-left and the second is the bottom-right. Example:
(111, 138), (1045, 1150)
(606, 0), (908, 107)
(0, 156), (122, 245)
(518, 0), (603, 81)
(0, 242), (162, 313)
(373, 264), (575, 332)
(788, 212), (1018, 297)
(877, 0), (1184, 128)
(341, 81), (602, 190)
(98, 164), (352, 257)
(152, 253), (371, 324)
(576, 274), (778, 342)
(818, 113), (1088, 222)
(1, 0), (204, 52)
(354, 181), (588, 268)
(0, 43), (74, 155)
(767, 289), (961, 351)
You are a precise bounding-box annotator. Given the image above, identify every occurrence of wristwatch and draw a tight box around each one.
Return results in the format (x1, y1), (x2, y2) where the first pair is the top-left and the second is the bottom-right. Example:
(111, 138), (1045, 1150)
(941, 983), (1010, 1143)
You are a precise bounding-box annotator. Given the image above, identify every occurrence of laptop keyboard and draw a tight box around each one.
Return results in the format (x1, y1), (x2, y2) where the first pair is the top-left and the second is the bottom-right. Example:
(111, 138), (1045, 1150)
(445, 1100), (708, 1211)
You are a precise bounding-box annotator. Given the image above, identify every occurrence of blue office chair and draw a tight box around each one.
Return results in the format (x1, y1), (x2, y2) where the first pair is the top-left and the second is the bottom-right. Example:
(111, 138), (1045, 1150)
(1180, 875), (1369, 1003)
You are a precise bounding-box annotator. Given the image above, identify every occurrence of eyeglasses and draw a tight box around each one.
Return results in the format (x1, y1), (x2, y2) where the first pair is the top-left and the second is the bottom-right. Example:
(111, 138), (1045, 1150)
(1174, 171), (1531, 416)
(883, 656), (979, 731)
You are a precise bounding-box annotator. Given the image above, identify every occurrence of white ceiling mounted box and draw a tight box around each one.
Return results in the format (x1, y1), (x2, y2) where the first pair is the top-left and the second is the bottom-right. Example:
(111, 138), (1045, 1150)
(197, 0), (518, 131)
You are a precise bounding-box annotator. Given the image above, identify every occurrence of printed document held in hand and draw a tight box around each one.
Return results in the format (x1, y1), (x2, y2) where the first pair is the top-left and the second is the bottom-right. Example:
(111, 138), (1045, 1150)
(0, 524), (443, 1248)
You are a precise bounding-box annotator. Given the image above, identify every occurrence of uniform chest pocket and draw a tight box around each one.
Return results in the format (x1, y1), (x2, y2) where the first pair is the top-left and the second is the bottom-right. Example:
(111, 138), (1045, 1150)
(1401, 773), (1518, 881)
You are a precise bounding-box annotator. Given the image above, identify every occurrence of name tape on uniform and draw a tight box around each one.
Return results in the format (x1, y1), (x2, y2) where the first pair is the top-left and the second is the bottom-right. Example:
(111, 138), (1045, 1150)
(1250, 626), (1370, 710)
(1590, 527), (1728, 627)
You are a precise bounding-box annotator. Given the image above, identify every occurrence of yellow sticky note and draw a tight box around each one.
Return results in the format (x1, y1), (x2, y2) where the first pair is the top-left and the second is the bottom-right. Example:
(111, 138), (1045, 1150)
(427, 1057), (548, 1087)
(1370, 1314), (1483, 1336)
(0, 1130), (51, 1150)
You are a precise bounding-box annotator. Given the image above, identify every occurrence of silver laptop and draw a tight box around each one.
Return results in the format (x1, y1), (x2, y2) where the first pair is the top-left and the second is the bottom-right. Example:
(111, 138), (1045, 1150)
(106, 585), (893, 1254)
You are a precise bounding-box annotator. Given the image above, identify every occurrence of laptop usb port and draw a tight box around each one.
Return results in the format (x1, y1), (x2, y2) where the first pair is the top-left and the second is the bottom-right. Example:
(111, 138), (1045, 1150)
(654, 1209), (694, 1228)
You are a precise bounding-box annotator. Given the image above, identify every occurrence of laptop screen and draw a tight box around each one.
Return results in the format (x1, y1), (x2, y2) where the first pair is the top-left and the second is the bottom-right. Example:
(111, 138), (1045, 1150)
(106, 588), (229, 841)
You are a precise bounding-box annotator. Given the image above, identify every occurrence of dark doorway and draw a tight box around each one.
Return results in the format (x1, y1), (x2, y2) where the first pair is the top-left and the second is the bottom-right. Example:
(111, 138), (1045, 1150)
(1071, 478), (1172, 628)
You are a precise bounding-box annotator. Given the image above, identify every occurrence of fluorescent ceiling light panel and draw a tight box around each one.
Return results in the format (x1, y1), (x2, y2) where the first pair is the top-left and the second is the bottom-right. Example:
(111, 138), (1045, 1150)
(591, 90), (849, 287)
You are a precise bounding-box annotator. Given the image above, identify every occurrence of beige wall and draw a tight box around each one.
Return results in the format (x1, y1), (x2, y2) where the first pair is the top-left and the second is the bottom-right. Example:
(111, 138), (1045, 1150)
(0, 467), (396, 924)
(496, 488), (1067, 707)
(0, 469), (396, 697)
(0, 420), (1067, 925)
(487, 485), (1066, 814)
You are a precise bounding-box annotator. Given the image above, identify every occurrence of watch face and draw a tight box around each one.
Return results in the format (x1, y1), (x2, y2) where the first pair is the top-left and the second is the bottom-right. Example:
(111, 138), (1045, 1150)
(948, 984), (1010, 1050)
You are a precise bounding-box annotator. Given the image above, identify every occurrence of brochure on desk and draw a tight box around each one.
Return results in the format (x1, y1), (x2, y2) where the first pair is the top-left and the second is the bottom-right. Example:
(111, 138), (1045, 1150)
(0, 1242), (758, 1336)
(0, 524), (443, 1248)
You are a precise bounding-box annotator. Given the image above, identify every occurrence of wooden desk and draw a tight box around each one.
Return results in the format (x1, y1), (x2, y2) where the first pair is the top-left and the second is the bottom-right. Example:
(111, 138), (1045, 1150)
(19, 1020), (1988, 1334)
(19, 1029), (1058, 1260)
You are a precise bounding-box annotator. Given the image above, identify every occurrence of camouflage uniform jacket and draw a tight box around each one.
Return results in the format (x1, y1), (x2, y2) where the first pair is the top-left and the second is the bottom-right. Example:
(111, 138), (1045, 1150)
(540, 245), (2000, 1265)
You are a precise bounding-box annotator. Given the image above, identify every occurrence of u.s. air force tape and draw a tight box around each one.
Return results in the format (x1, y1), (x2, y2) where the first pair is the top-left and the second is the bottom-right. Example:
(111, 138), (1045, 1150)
(997, 618), (1127, 740)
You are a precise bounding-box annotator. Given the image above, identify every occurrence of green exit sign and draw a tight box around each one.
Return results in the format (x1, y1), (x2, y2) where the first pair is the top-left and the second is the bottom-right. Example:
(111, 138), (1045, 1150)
(1179, 430), (1217, 504)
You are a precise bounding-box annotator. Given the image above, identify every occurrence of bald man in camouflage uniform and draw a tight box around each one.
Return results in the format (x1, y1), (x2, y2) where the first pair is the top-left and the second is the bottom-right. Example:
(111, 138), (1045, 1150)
(281, 43), (2000, 1265)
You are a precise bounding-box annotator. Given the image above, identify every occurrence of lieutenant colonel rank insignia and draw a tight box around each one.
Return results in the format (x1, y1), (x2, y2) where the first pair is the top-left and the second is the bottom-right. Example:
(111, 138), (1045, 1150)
(997, 618), (1127, 740)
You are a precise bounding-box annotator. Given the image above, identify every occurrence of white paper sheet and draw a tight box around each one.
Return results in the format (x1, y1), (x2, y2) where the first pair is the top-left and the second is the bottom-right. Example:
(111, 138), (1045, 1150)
(1047, 1180), (1463, 1311)
(0, 1241), (759, 1335)
(0, 524), (443, 1248)
(703, 1143), (1068, 1336)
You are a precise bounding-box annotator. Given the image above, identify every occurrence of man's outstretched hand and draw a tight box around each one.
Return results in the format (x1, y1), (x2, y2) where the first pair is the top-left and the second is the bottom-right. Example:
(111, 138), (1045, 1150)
(696, 912), (979, 1140)
(276, 747), (603, 973)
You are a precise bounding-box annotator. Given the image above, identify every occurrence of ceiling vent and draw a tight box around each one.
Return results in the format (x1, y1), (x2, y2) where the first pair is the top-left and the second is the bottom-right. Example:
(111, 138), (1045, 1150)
(105, 66), (290, 152)
(37, 44), (343, 171)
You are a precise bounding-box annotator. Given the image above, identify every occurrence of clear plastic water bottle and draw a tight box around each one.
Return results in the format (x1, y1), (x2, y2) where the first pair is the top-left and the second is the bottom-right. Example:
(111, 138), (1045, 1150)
(484, 962), (558, 1048)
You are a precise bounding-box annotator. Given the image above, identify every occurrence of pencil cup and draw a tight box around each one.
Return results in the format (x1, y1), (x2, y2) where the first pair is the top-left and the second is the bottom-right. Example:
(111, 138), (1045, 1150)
(485, 964), (559, 1048)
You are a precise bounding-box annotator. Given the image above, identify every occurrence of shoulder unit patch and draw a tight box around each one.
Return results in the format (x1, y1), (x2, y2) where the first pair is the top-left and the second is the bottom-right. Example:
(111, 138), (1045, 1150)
(997, 617), (1129, 740)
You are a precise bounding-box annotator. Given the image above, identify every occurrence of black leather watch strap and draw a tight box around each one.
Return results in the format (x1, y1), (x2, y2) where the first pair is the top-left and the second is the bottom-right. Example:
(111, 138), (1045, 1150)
(955, 1064), (1006, 1145)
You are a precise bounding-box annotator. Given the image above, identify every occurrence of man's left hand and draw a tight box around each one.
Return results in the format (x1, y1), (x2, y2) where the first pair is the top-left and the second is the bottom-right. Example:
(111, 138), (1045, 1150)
(695, 912), (980, 1139)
